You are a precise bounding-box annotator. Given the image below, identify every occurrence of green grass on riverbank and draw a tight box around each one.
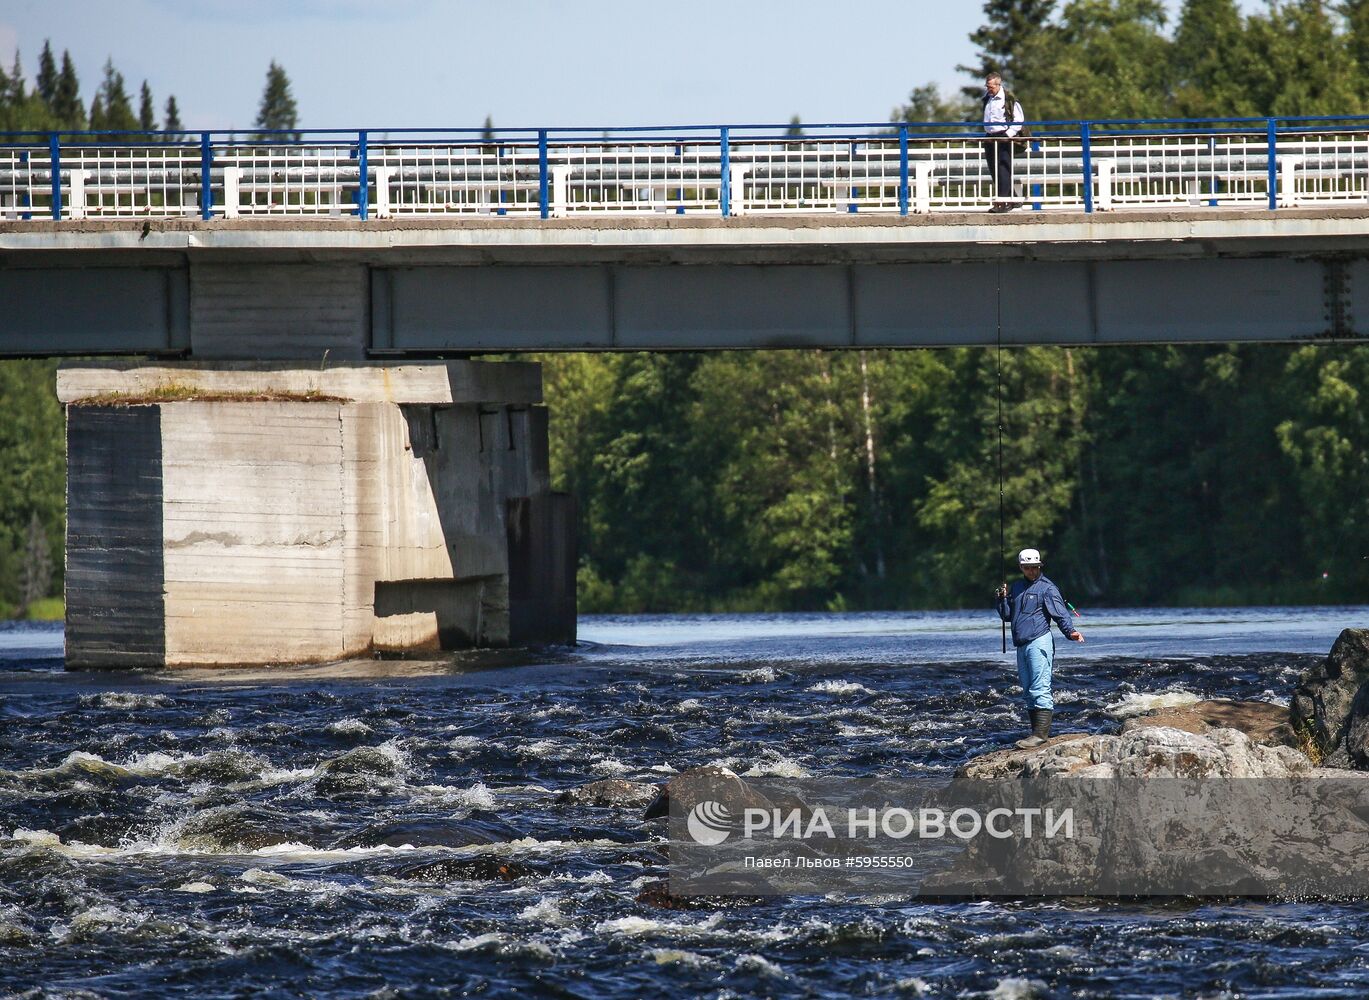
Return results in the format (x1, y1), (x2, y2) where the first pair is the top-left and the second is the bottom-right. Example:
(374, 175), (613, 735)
(0, 597), (64, 621)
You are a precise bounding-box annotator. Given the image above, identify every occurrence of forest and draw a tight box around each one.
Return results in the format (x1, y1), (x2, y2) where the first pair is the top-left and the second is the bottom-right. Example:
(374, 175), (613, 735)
(1, 0), (1367, 616)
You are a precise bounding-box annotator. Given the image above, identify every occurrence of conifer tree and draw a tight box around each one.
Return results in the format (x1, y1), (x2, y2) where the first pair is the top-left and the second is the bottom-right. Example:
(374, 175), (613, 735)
(482, 114), (495, 142)
(36, 41), (57, 107)
(8, 51), (23, 103)
(53, 52), (84, 127)
(254, 61), (299, 140)
(88, 94), (104, 131)
(94, 59), (136, 131)
(138, 80), (156, 132)
(163, 94), (182, 132)
(786, 115), (803, 137)
(19, 512), (52, 615)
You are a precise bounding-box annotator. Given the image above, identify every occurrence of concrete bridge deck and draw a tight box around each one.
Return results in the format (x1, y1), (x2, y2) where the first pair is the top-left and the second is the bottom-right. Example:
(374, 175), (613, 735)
(4, 208), (1369, 356)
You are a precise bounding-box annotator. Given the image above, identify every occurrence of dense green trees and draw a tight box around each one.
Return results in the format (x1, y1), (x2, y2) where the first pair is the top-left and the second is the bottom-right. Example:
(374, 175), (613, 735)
(2, 6), (1369, 617)
(0, 363), (64, 618)
(541, 341), (1367, 612)
(0, 42), (176, 133)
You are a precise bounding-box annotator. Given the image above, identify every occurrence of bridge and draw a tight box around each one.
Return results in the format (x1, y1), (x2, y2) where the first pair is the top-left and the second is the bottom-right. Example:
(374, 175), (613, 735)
(5, 117), (1369, 357)
(4, 117), (1367, 670)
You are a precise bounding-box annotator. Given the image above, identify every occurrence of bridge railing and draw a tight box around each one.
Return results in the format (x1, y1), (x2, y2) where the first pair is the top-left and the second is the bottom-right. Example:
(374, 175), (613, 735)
(2, 117), (1368, 222)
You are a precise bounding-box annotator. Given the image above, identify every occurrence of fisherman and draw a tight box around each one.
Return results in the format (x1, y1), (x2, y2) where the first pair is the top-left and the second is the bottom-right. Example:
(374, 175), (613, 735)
(994, 548), (1084, 748)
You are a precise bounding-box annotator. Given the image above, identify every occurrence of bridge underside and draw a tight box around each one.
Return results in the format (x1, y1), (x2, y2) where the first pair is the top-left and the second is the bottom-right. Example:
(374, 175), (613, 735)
(3, 209), (1368, 357)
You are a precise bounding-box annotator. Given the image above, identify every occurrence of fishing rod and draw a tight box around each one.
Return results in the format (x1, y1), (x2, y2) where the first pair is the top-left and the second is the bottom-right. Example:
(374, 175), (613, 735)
(996, 260), (1006, 655)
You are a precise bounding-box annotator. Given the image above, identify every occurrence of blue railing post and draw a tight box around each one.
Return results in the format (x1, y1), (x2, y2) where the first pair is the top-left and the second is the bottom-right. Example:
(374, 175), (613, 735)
(1031, 139), (1042, 211)
(538, 129), (549, 219)
(898, 124), (909, 216)
(49, 133), (61, 220)
(1267, 118), (1278, 211)
(848, 140), (859, 213)
(199, 132), (212, 220)
(1081, 121), (1093, 214)
(720, 127), (731, 218)
(356, 130), (369, 221)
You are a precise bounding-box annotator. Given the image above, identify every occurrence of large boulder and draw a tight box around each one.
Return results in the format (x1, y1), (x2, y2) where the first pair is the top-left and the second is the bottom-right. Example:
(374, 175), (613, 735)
(1121, 699), (1296, 748)
(1290, 628), (1369, 763)
(929, 725), (1369, 896)
(556, 778), (660, 808)
(956, 725), (1313, 782)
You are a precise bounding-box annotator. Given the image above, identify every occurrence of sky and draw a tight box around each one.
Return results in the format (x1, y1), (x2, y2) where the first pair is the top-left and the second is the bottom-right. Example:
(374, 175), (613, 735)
(2, 1), (1261, 132)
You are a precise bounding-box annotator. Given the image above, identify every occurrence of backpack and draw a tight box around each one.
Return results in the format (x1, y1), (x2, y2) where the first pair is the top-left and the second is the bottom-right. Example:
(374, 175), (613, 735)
(984, 88), (1032, 143)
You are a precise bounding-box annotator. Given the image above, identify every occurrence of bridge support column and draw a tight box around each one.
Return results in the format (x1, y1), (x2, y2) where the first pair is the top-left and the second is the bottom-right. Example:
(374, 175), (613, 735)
(57, 361), (576, 668)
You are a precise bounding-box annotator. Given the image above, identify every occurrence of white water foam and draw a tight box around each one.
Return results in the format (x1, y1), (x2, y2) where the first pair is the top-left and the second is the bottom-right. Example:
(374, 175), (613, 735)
(807, 680), (876, 696)
(77, 692), (172, 710)
(326, 718), (373, 737)
(987, 978), (1049, 1000)
(735, 953), (787, 977)
(1104, 690), (1203, 718)
(741, 757), (811, 779)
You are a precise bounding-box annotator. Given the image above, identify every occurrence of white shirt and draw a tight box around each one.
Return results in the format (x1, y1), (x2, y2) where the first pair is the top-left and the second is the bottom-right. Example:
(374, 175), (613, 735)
(983, 90), (1023, 138)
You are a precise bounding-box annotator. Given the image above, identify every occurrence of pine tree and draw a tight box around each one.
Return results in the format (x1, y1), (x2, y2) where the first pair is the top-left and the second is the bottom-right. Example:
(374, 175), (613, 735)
(8, 51), (23, 104)
(482, 114), (495, 142)
(138, 80), (156, 132)
(88, 94), (104, 131)
(36, 41), (57, 106)
(786, 115), (803, 137)
(53, 52), (84, 128)
(254, 61), (300, 140)
(163, 94), (182, 132)
(101, 60), (137, 131)
(19, 512), (53, 615)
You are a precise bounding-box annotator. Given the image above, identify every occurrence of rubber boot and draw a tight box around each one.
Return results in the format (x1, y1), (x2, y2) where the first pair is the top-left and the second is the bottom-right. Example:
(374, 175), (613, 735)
(1015, 709), (1051, 749)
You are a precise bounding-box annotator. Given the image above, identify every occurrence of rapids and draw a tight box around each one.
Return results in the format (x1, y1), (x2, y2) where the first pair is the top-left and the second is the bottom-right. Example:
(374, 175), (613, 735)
(2, 607), (1367, 998)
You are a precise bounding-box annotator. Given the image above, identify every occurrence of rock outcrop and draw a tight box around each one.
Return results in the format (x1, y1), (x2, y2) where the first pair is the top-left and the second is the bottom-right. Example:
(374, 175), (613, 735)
(1290, 628), (1369, 766)
(1121, 699), (1296, 748)
(932, 724), (1369, 896)
(556, 778), (660, 808)
(956, 724), (1313, 783)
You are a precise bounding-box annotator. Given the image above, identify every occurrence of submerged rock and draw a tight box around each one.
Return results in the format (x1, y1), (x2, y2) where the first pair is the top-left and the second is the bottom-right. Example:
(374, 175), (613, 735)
(1290, 627), (1369, 764)
(635, 877), (763, 910)
(642, 765), (777, 822)
(397, 857), (539, 882)
(56, 814), (146, 849)
(176, 804), (320, 853)
(557, 778), (660, 808)
(331, 814), (524, 850)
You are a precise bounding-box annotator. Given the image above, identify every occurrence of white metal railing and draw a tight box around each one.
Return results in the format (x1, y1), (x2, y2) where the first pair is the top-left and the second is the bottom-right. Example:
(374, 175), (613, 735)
(3, 120), (1369, 221)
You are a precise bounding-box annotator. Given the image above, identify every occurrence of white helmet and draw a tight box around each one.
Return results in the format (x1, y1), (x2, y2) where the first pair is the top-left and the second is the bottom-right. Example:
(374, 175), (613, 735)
(1017, 548), (1042, 566)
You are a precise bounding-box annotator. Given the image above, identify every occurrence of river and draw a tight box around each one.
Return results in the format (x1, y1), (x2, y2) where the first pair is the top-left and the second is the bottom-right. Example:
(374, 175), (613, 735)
(2, 606), (1367, 998)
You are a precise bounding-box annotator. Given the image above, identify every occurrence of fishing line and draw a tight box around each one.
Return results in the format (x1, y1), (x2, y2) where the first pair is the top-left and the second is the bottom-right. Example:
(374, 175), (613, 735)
(996, 259), (1006, 655)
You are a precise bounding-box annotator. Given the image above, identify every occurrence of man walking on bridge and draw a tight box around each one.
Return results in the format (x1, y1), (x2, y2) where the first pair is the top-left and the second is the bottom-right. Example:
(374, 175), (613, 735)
(995, 548), (1084, 748)
(982, 72), (1024, 213)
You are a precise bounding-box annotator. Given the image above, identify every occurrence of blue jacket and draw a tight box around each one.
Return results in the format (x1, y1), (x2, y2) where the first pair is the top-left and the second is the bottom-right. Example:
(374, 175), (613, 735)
(996, 575), (1079, 648)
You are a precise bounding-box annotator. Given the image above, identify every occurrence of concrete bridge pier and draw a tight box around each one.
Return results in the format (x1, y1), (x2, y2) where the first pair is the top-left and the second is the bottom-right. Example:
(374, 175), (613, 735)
(57, 361), (576, 668)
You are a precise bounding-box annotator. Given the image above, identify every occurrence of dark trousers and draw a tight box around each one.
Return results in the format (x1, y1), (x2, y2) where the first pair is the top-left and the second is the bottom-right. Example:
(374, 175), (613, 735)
(982, 137), (1015, 200)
